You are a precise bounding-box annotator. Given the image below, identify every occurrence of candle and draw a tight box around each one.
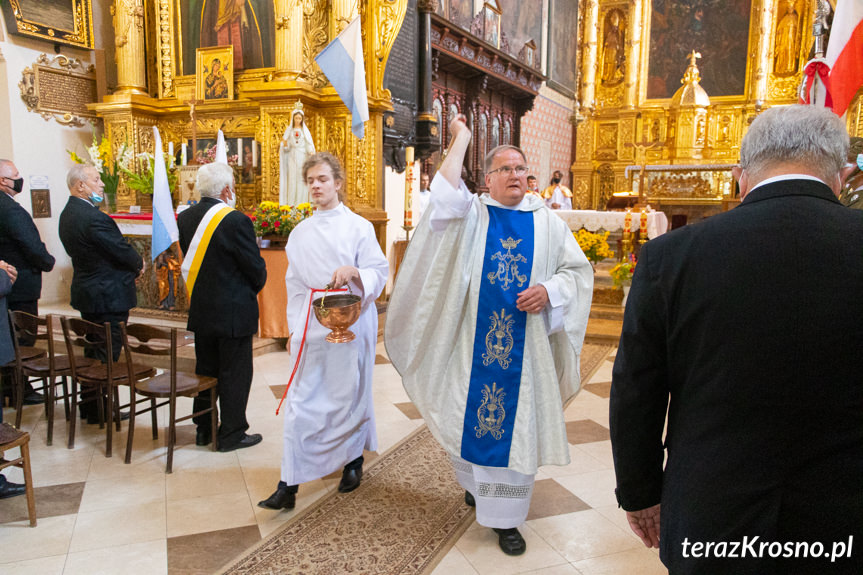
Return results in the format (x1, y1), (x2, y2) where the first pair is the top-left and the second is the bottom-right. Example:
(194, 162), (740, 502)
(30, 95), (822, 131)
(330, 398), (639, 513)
(181, 143), (187, 166)
(237, 138), (243, 166)
(167, 142), (174, 168)
(624, 209), (631, 233)
(640, 208), (648, 235)
(252, 140), (258, 167)
(404, 146), (414, 229)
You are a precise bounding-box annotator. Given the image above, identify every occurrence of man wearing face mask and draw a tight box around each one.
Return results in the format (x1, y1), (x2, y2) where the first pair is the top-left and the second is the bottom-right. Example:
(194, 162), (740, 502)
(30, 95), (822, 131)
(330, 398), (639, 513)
(541, 170), (573, 210)
(0, 159), (55, 406)
(178, 162), (266, 452)
(59, 164), (143, 423)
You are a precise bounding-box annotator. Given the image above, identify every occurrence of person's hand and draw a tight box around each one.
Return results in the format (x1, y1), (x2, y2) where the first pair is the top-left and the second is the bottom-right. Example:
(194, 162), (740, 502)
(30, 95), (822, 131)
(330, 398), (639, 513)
(449, 113), (470, 142)
(0, 260), (17, 284)
(551, 203), (561, 209)
(516, 284), (548, 314)
(625, 504), (661, 548)
(330, 266), (359, 289)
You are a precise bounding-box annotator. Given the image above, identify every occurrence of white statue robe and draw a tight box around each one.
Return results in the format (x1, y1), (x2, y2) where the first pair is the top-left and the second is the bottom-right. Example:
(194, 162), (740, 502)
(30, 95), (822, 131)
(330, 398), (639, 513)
(279, 122), (316, 206)
(282, 203), (388, 486)
(387, 175), (593, 476)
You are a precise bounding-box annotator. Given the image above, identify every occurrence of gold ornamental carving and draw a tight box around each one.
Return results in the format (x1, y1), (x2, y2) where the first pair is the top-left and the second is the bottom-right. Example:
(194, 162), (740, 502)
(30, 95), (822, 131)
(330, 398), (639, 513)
(303, 0), (331, 87)
(112, 0), (144, 48)
(599, 8), (626, 88)
(19, 54), (96, 127)
(618, 118), (635, 162)
(576, 121), (592, 161)
(573, 179), (590, 210)
(650, 175), (714, 198)
(367, 0), (409, 101)
(155, 0), (176, 98)
(4, 0), (94, 49)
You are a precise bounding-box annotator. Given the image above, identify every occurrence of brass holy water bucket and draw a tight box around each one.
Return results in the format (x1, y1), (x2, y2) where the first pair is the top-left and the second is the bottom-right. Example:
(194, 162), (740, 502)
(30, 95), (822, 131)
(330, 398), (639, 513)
(312, 290), (362, 343)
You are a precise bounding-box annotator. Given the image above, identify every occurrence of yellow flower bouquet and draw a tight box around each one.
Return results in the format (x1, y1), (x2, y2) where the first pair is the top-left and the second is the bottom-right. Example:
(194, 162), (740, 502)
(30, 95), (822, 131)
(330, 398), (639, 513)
(251, 201), (313, 237)
(574, 229), (614, 264)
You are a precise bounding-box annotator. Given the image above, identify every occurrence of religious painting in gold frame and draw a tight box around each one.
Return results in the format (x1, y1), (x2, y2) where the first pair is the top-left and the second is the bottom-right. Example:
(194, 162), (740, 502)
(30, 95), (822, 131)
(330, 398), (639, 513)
(646, 0), (753, 99)
(196, 46), (234, 102)
(0, 0), (94, 49)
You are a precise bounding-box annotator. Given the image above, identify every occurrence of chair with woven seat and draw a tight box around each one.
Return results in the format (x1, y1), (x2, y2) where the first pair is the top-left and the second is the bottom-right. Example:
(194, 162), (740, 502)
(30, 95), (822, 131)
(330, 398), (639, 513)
(60, 316), (157, 456)
(0, 422), (36, 526)
(122, 323), (218, 472)
(8, 311), (99, 445)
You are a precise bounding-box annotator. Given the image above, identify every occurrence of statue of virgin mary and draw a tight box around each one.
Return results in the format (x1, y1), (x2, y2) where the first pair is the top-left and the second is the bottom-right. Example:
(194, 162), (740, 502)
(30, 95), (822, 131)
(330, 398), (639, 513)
(279, 102), (316, 206)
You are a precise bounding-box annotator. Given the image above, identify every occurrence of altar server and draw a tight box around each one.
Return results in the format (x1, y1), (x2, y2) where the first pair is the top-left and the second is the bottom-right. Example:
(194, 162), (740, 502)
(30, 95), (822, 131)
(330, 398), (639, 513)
(542, 170), (573, 210)
(259, 152), (388, 511)
(386, 115), (593, 555)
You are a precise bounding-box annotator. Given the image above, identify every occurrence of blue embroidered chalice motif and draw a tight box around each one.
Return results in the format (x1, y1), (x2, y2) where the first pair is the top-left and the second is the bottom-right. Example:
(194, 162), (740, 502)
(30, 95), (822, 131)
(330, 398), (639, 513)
(475, 382), (506, 440)
(487, 237), (528, 290)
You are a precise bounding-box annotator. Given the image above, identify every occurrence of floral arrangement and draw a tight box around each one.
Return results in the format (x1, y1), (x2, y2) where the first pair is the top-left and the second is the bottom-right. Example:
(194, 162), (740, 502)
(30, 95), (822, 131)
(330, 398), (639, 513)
(119, 151), (179, 196)
(68, 133), (133, 211)
(610, 253), (637, 287)
(251, 201), (313, 237)
(574, 229), (614, 264)
(195, 144), (239, 166)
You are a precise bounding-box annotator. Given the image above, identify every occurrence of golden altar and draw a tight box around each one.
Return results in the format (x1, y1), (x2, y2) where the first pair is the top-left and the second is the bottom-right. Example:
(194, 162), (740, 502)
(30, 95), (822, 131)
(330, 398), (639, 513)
(90, 0), (411, 247)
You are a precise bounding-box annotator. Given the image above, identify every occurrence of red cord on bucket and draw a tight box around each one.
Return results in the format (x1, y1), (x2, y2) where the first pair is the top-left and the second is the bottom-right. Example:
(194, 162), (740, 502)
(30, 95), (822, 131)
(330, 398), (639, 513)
(276, 287), (348, 415)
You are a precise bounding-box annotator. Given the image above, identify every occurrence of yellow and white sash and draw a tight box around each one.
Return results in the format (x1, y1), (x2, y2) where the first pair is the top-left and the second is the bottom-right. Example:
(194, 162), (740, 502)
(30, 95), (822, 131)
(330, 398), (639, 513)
(180, 203), (233, 299)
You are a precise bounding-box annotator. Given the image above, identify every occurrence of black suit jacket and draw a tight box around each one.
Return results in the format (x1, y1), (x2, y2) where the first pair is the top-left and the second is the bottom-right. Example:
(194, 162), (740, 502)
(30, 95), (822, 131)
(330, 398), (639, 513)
(610, 180), (863, 574)
(0, 191), (55, 302)
(178, 197), (266, 338)
(58, 197), (142, 314)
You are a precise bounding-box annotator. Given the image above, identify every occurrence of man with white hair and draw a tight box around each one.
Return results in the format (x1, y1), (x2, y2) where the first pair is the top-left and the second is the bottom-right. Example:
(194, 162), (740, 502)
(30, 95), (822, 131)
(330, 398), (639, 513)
(178, 162), (266, 452)
(59, 164), (143, 423)
(610, 105), (863, 574)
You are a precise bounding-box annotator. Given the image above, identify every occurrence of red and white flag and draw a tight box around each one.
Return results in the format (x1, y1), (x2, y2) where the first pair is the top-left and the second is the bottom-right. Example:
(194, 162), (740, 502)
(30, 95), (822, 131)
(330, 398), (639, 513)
(826, 0), (863, 116)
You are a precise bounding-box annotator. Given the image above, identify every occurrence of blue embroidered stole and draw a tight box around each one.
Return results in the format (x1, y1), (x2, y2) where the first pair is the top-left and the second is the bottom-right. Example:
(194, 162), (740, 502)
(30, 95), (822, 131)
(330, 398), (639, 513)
(460, 206), (534, 467)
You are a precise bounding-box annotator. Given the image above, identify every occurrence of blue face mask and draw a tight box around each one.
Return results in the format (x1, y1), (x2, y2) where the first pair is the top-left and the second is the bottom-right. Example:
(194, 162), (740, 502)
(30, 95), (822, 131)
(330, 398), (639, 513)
(89, 192), (103, 205)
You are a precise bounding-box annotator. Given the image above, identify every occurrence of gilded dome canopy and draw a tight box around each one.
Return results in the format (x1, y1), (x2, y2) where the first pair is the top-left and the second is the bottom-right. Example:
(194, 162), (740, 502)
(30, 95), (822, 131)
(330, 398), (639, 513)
(671, 50), (711, 108)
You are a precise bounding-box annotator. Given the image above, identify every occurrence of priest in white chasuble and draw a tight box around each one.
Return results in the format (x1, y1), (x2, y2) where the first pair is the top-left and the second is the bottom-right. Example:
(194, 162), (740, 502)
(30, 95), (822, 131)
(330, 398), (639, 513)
(259, 152), (388, 512)
(386, 115), (593, 556)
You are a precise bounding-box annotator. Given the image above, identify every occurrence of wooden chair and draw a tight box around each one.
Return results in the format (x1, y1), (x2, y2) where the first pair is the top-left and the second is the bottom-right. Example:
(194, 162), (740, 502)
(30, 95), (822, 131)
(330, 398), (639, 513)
(2, 318), (46, 426)
(0, 422), (36, 526)
(122, 324), (218, 473)
(59, 317), (156, 456)
(8, 312), (99, 445)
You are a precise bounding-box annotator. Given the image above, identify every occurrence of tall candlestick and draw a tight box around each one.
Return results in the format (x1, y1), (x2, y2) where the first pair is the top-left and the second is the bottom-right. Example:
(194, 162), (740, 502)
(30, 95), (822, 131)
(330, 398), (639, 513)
(237, 138), (243, 167)
(624, 209), (632, 233)
(181, 143), (187, 166)
(404, 146), (415, 231)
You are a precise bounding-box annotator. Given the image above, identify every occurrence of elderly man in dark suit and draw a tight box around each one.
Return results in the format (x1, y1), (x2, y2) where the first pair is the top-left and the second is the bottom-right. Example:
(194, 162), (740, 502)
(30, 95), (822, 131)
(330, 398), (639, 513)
(0, 259), (26, 499)
(178, 162), (266, 452)
(59, 164), (143, 423)
(610, 105), (863, 575)
(0, 159), (55, 405)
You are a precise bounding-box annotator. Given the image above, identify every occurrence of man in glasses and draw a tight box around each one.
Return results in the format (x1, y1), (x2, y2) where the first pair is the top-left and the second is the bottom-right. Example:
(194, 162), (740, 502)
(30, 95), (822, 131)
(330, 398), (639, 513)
(541, 170), (573, 210)
(387, 115), (593, 556)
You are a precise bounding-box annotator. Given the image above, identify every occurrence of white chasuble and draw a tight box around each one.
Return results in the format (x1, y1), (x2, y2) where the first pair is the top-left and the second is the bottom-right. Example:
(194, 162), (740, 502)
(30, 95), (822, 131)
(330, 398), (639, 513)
(386, 175), (593, 476)
(281, 203), (388, 485)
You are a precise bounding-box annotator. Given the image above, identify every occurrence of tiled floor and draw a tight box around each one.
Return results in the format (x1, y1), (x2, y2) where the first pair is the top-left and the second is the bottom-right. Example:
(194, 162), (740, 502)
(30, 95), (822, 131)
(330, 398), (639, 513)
(0, 325), (664, 574)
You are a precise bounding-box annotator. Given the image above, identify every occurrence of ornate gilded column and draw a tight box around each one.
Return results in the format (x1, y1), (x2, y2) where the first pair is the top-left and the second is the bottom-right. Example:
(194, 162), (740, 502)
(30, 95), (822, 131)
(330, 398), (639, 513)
(275, 0), (304, 80)
(333, 0), (359, 33)
(111, 0), (147, 95)
(751, 0), (775, 104)
(624, 0), (643, 108)
(580, 0), (600, 113)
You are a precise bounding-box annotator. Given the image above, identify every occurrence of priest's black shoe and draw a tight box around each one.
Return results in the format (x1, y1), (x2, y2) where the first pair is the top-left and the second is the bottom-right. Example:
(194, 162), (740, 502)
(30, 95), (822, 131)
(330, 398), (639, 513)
(0, 476), (26, 499)
(217, 433), (262, 452)
(258, 486), (296, 510)
(493, 527), (526, 556)
(465, 490), (476, 507)
(195, 428), (212, 446)
(338, 467), (363, 493)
